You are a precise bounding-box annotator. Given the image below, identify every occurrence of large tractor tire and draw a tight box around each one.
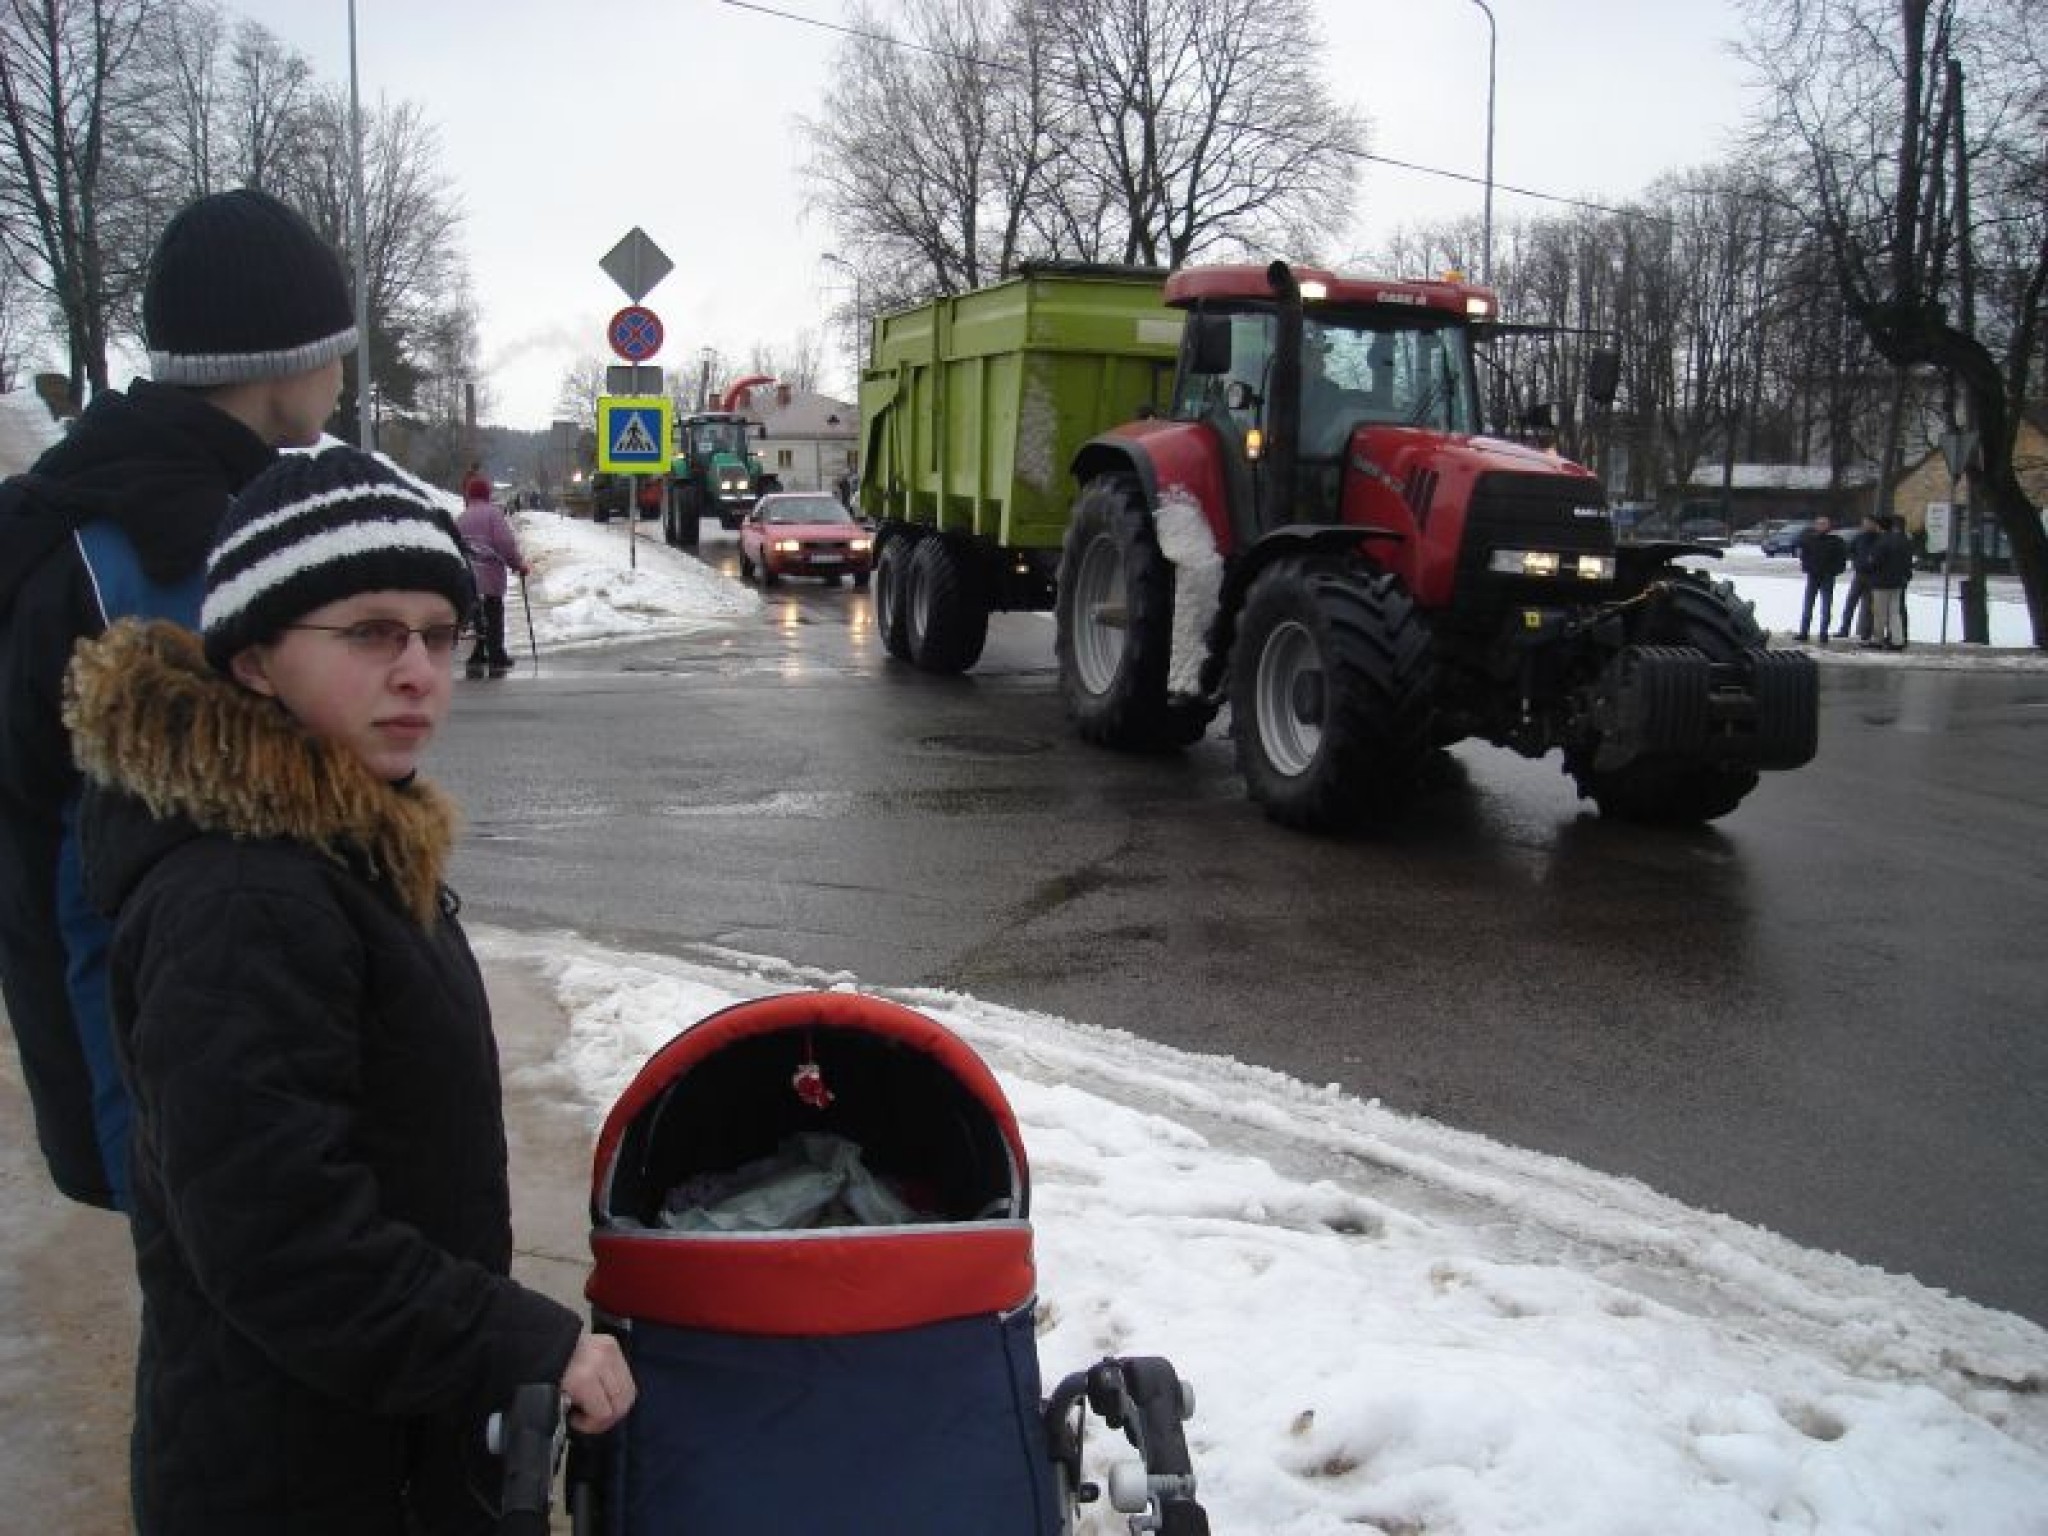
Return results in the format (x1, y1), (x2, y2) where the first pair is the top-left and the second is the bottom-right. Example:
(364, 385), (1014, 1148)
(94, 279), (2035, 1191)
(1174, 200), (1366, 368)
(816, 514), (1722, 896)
(1569, 572), (1766, 825)
(905, 534), (988, 674)
(1229, 560), (1435, 833)
(1055, 478), (1217, 751)
(872, 535), (915, 660)
(669, 484), (701, 549)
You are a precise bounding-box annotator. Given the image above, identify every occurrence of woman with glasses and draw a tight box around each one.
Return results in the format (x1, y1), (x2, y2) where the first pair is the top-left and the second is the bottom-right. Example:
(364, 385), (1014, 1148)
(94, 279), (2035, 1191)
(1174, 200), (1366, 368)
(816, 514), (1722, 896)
(61, 445), (633, 1533)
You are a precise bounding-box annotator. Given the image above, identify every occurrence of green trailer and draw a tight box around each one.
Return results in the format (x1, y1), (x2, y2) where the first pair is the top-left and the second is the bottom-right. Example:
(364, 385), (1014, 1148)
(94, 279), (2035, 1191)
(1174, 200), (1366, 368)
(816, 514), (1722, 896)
(859, 266), (1180, 669)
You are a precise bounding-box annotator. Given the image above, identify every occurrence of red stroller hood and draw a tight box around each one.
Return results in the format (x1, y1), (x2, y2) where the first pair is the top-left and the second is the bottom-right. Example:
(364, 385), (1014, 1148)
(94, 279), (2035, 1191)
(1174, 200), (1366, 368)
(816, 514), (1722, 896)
(587, 990), (1037, 1335)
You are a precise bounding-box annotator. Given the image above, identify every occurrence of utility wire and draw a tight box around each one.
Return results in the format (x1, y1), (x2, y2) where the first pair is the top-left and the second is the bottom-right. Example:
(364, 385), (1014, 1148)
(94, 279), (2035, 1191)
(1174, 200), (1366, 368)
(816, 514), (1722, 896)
(719, 0), (1669, 226)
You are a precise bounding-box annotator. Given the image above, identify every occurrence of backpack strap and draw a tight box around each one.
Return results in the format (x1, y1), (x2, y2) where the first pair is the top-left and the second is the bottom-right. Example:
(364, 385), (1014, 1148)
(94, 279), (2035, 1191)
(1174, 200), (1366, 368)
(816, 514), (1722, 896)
(74, 517), (206, 628)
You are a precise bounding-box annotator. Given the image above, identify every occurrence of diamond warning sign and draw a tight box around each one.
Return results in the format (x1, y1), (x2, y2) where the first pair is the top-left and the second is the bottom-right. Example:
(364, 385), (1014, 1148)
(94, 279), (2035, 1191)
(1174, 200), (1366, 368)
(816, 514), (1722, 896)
(595, 395), (671, 474)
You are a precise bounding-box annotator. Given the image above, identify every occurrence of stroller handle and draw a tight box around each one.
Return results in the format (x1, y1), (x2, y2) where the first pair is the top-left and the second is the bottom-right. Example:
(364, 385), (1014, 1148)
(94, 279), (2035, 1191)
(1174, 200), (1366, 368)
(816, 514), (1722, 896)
(488, 1382), (566, 1535)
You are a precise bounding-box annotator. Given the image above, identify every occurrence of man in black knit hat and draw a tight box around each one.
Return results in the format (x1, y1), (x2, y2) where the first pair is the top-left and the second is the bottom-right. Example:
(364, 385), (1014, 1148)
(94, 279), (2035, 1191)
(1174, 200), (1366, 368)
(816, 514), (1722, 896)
(0, 186), (356, 1212)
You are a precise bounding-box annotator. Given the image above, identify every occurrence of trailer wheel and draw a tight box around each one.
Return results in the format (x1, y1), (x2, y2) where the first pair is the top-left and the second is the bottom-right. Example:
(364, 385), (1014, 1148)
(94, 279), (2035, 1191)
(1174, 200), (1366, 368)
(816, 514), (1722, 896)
(873, 536), (915, 659)
(1055, 478), (1215, 751)
(1229, 561), (1434, 832)
(906, 535), (988, 674)
(1570, 572), (1765, 825)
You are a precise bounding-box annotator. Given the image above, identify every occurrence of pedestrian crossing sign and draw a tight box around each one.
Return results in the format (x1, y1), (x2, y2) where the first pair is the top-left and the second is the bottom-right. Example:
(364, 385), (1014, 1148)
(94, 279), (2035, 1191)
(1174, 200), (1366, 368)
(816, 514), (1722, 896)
(596, 395), (672, 473)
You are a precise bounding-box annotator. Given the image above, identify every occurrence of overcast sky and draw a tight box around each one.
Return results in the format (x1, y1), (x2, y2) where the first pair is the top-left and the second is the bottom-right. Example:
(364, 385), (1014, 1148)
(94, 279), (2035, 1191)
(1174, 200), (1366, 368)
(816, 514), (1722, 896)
(217, 0), (1760, 429)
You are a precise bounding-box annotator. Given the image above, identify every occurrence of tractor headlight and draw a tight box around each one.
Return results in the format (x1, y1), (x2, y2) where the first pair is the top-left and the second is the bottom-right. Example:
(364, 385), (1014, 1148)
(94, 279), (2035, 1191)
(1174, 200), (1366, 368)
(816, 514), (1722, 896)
(1488, 550), (1615, 580)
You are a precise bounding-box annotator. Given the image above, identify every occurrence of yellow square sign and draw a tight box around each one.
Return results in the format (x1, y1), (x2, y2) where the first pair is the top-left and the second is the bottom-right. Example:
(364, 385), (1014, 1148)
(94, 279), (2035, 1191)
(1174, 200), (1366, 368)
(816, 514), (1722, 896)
(596, 396), (672, 473)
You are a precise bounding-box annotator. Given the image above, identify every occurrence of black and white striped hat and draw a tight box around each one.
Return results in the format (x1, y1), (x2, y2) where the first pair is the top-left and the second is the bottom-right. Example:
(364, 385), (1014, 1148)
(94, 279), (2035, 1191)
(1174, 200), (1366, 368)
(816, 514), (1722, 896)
(144, 188), (358, 386)
(202, 445), (476, 670)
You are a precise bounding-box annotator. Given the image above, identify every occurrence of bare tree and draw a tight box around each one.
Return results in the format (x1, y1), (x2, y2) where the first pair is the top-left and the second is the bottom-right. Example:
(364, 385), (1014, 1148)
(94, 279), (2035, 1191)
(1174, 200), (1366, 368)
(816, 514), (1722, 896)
(271, 89), (470, 431)
(1046, 0), (1361, 266)
(1741, 0), (2048, 643)
(0, 0), (156, 403)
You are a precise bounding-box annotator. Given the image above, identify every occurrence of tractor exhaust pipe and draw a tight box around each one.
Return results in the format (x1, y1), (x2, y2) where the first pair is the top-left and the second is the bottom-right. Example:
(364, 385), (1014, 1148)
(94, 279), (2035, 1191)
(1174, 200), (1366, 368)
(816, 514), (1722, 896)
(1262, 261), (1304, 535)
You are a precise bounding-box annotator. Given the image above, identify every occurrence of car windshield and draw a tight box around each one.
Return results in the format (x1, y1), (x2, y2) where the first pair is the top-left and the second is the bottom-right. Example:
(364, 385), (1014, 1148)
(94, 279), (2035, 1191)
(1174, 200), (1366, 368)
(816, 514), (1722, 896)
(763, 497), (850, 524)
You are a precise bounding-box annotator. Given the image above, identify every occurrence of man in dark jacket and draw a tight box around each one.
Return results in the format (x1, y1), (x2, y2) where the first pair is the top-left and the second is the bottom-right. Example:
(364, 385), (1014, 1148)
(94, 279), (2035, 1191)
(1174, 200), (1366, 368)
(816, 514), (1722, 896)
(1867, 513), (1916, 650)
(1795, 515), (1848, 643)
(1836, 512), (1882, 641)
(0, 187), (356, 1210)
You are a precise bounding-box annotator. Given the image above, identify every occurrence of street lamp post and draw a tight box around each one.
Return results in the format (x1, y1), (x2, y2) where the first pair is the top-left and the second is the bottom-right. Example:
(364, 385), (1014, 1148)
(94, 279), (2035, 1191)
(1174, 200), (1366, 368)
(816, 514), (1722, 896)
(1468, 0), (1496, 286)
(347, 0), (373, 451)
(821, 252), (864, 392)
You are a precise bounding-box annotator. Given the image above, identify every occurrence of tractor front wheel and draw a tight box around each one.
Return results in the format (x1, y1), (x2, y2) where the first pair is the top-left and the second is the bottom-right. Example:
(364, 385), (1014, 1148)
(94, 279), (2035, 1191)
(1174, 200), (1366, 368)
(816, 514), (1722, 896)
(1229, 561), (1435, 833)
(1570, 572), (1765, 825)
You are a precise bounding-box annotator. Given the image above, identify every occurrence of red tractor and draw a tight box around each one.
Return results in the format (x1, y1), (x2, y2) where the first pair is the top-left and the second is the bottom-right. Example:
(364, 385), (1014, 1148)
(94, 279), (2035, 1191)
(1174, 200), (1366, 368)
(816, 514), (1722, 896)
(1052, 261), (1817, 829)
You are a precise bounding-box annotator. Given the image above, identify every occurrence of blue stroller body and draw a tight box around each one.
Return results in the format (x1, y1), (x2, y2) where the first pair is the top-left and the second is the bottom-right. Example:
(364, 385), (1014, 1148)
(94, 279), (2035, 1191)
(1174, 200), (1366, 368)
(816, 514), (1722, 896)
(537, 990), (1209, 1536)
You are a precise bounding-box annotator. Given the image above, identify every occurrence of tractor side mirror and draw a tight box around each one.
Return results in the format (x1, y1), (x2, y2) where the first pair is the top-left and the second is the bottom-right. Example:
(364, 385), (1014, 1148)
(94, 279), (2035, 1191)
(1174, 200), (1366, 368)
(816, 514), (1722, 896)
(1586, 349), (1621, 406)
(1521, 401), (1557, 433)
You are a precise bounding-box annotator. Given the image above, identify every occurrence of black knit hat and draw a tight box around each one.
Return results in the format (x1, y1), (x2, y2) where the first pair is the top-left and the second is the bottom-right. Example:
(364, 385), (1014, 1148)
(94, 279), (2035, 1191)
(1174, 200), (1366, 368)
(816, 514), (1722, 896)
(202, 446), (476, 669)
(144, 188), (358, 386)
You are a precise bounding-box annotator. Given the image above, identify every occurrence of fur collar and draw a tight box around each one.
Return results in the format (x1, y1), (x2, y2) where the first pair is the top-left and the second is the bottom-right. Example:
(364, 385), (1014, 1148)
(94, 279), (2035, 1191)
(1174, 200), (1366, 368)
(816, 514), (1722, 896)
(64, 619), (457, 926)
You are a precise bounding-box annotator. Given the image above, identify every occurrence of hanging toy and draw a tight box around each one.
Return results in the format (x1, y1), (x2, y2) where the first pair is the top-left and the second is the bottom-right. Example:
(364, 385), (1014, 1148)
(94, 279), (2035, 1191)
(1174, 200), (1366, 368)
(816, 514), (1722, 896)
(792, 1036), (834, 1110)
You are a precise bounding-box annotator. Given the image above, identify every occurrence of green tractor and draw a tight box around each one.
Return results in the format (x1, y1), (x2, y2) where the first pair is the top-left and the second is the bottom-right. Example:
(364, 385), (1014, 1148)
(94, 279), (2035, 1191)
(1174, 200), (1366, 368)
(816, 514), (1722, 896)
(663, 410), (782, 546)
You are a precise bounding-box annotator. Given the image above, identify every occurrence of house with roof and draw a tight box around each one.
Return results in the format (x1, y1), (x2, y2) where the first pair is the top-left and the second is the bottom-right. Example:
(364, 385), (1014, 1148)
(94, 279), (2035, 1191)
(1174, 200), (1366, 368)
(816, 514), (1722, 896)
(1673, 461), (1880, 535)
(729, 382), (860, 496)
(1888, 407), (2048, 565)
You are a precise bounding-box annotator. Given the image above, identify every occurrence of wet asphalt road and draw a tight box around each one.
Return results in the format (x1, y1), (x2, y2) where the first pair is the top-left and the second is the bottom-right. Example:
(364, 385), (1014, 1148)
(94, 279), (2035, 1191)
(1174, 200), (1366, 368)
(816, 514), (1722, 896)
(433, 533), (2048, 1325)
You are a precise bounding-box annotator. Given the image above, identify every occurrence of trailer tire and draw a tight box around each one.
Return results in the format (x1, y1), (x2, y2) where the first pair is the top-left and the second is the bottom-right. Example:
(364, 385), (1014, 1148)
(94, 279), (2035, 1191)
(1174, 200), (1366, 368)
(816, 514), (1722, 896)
(873, 535), (915, 660)
(1229, 560), (1435, 833)
(906, 534), (988, 674)
(1569, 572), (1765, 825)
(1055, 478), (1215, 751)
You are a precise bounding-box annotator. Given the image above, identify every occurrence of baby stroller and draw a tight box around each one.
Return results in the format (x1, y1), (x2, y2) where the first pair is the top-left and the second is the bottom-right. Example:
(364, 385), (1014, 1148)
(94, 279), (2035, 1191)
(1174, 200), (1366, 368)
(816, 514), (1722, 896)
(495, 989), (1209, 1535)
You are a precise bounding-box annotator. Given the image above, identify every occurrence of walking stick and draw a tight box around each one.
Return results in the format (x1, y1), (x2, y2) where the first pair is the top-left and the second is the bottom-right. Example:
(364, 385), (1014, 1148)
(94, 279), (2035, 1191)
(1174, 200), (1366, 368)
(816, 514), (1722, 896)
(519, 571), (539, 675)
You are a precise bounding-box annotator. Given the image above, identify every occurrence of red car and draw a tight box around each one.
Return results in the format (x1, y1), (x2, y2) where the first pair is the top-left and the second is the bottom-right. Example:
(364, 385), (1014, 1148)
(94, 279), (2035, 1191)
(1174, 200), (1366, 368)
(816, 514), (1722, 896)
(737, 492), (873, 587)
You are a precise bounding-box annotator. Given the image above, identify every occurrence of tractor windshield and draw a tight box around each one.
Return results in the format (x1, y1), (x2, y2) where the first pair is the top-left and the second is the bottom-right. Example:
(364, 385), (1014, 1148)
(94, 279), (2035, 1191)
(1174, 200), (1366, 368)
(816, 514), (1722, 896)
(689, 421), (749, 459)
(1302, 316), (1479, 450)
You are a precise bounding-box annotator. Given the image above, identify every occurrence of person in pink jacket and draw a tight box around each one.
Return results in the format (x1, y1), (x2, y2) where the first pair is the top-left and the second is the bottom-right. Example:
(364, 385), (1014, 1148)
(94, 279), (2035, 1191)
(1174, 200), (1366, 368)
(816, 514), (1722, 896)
(456, 474), (529, 677)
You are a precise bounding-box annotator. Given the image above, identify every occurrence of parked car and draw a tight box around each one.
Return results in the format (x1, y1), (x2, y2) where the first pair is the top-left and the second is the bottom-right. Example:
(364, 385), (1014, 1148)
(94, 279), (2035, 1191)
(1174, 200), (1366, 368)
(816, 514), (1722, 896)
(1678, 517), (1731, 547)
(738, 492), (874, 587)
(1761, 520), (1815, 557)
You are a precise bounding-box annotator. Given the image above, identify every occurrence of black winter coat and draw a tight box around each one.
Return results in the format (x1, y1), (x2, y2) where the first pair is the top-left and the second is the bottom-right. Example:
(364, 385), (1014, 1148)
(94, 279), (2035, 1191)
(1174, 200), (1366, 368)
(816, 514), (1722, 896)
(1797, 527), (1848, 580)
(0, 379), (274, 1206)
(65, 621), (582, 1534)
(1870, 528), (1916, 589)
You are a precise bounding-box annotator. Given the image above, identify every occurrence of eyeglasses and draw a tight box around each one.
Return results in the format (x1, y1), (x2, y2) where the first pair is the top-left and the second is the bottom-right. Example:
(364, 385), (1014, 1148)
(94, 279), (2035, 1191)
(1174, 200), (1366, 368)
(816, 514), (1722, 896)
(282, 619), (468, 663)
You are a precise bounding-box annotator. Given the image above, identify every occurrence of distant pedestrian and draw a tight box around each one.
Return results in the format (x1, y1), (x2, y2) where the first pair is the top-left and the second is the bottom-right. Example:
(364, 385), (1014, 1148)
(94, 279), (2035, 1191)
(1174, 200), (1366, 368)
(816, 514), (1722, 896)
(1794, 516), (1848, 643)
(457, 473), (529, 677)
(1866, 513), (1915, 650)
(0, 186), (356, 1212)
(1837, 513), (1881, 640)
(63, 445), (634, 1533)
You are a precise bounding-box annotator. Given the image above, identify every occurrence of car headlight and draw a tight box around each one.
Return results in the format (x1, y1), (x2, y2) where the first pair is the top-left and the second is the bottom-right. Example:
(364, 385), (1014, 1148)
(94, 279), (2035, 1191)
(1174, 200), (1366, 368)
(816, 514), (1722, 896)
(849, 537), (872, 553)
(772, 538), (802, 554)
(1487, 549), (1615, 580)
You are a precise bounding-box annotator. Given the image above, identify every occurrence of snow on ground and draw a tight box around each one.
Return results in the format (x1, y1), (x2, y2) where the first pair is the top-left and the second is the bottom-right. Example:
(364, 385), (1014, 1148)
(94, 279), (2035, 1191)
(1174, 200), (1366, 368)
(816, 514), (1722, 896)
(458, 495), (2047, 1529)
(476, 931), (2048, 1536)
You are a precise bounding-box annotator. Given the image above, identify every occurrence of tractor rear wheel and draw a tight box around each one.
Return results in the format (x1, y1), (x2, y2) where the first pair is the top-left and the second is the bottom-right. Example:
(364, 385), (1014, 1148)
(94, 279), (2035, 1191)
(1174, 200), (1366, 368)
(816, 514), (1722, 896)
(1229, 561), (1434, 832)
(873, 536), (914, 660)
(1569, 572), (1765, 825)
(906, 534), (988, 674)
(1055, 477), (1215, 751)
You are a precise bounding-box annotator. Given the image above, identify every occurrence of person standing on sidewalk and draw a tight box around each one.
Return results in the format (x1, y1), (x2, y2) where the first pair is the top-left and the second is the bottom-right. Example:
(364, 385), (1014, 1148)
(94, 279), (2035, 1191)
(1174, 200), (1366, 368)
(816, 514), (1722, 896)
(63, 446), (633, 1533)
(1866, 513), (1916, 650)
(0, 187), (356, 1213)
(1794, 516), (1847, 643)
(456, 472), (529, 677)
(1836, 512), (1881, 641)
